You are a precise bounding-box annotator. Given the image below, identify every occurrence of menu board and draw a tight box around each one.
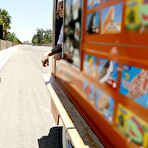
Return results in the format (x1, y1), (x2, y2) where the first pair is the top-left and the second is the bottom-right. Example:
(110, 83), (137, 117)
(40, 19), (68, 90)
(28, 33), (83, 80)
(59, 0), (148, 147)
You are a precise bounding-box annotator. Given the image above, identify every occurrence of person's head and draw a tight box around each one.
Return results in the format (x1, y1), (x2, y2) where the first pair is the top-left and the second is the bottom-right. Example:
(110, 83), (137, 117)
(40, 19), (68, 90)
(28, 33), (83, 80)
(57, 0), (63, 18)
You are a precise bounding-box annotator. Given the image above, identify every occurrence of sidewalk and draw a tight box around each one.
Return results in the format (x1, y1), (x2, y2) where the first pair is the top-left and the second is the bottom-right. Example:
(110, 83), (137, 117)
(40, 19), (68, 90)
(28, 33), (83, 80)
(0, 45), (19, 70)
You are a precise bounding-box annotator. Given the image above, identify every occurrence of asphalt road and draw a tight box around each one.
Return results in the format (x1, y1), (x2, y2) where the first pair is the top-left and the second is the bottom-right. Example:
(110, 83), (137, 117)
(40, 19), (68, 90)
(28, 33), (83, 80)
(0, 45), (56, 148)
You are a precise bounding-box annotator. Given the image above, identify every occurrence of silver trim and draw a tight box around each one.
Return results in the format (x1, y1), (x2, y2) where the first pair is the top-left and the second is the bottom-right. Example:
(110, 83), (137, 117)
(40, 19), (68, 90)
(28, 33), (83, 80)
(79, 0), (84, 70)
(52, 0), (57, 48)
(62, 0), (65, 59)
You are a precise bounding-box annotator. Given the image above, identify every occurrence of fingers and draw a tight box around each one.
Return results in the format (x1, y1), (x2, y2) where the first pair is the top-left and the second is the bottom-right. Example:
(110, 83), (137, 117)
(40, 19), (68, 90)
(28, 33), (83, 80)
(41, 52), (62, 67)
(47, 60), (49, 66)
(41, 57), (49, 67)
(42, 61), (47, 67)
(42, 61), (46, 67)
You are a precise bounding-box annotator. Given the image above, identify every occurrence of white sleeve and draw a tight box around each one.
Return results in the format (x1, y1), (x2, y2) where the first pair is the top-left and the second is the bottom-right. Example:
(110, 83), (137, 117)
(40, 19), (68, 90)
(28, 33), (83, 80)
(57, 25), (63, 44)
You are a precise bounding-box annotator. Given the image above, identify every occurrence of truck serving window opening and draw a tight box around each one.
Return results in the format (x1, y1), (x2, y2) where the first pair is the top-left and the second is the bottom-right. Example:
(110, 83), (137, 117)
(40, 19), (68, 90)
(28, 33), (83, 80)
(63, 0), (83, 68)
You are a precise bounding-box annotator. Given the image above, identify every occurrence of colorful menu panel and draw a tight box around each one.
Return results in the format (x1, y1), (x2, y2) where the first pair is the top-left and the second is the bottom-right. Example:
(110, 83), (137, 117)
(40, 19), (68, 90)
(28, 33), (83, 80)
(83, 80), (95, 105)
(101, 3), (123, 34)
(120, 65), (148, 109)
(125, 0), (148, 33)
(98, 58), (119, 89)
(116, 104), (148, 148)
(87, 0), (100, 10)
(84, 54), (97, 77)
(86, 11), (100, 34)
(96, 89), (114, 123)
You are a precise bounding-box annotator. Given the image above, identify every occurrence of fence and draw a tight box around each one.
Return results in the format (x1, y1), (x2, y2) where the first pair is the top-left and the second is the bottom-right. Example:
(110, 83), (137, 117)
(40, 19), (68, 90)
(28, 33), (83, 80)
(0, 40), (17, 50)
(32, 43), (53, 47)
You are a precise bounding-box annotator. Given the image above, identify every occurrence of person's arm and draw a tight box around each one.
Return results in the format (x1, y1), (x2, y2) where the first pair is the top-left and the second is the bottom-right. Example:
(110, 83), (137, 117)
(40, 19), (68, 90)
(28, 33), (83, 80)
(41, 25), (63, 67)
(54, 51), (73, 63)
(41, 44), (62, 67)
(48, 24), (63, 56)
(50, 44), (62, 55)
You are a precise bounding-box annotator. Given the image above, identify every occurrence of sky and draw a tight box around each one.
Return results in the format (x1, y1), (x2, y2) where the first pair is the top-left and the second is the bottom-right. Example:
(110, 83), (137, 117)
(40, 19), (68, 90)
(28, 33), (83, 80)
(0, 0), (53, 42)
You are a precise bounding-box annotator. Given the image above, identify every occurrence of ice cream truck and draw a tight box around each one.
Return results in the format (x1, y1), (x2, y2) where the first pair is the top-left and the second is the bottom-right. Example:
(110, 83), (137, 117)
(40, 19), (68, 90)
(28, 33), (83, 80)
(43, 0), (148, 147)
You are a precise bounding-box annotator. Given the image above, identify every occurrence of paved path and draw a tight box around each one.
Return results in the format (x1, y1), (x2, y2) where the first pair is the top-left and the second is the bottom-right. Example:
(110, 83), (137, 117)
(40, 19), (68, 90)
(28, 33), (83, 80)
(0, 45), (18, 70)
(0, 45), (56, 148)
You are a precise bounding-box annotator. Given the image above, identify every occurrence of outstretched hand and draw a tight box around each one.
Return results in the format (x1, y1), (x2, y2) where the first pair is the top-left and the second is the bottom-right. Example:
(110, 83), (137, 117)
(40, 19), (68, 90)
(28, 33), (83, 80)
(41, 52), (49, 67)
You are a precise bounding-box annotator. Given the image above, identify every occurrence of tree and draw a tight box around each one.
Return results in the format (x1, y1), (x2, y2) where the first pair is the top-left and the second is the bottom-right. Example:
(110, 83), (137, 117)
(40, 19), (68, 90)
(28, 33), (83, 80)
(32, 34), (38, 44)
(44, 29), (52, 43)
(32, 28), (52, 45)
(32, 34), (38, 45)
(0, 9), (21, 43)
(36, 28), (44, 44)
(6, 32), (15, 41)
(0, 9), (11, 39)
(6, 32), (22, 44)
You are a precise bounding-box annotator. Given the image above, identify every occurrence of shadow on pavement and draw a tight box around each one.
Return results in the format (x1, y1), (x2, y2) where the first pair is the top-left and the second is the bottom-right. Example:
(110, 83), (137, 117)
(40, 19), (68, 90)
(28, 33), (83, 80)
(38, 126), (63, 148)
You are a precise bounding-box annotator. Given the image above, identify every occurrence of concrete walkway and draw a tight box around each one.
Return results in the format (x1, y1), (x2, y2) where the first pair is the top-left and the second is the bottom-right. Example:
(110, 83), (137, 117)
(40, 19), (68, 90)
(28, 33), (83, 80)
(0, 45), (56, 148)
(0, 45), (19, 70)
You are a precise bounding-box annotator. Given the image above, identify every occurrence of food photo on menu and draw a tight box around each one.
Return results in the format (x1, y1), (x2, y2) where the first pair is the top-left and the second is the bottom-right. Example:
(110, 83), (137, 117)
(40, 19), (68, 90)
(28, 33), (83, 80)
(120, 65), (148, 109)
(96, 89), (114, 123)
(98, 58), (119, 89)
(83, 80), (95, 105)
(125, 0), (148, 33)
(84, 54), (97, 77)
(116, 104), (148, 148)
(86, 11), (100, 34)
(101, 3), (123, 34)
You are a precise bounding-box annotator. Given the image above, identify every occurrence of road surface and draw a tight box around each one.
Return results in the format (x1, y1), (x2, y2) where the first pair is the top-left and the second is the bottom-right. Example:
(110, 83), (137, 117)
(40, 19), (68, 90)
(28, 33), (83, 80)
(0, 45), (56, 148)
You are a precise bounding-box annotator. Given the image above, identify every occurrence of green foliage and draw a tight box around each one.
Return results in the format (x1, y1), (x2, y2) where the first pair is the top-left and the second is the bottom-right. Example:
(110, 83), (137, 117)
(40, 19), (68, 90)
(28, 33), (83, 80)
(6, 32), (22, 44)
(0, 9), (11, 39)
(32, 28), (52, 45)
(0, 9), (21, 43)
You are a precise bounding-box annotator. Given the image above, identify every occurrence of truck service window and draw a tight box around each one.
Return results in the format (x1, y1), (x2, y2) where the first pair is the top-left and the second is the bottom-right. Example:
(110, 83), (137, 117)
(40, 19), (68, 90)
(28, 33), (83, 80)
(63, 0), (83, 68)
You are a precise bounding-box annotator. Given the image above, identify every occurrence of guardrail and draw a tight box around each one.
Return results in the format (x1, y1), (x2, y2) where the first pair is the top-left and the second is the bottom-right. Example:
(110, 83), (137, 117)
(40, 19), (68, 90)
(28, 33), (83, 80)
(0, 39), (18, 50)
